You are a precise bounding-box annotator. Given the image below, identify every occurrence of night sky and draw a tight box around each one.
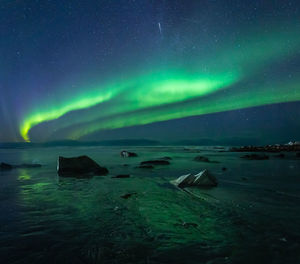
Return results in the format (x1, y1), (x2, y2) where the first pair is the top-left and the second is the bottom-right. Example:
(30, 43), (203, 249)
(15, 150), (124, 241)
(0, 0), (299, 143)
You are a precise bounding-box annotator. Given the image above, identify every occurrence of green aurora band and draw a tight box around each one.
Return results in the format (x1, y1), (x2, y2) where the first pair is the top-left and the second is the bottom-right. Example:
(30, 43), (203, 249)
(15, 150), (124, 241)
(20, 71), (239, 141)
(19, 24), (300, 142)
(67, 79), (300, 140)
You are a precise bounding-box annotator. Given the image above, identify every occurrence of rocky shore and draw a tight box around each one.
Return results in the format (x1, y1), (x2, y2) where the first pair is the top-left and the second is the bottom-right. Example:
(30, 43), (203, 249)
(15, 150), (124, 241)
(230, 141), (300, 152)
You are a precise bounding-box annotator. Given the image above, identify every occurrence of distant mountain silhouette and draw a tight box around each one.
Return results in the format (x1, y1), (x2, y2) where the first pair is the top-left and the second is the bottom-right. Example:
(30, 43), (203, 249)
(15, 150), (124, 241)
(0, 139), (161, 148)
(0, 137), (291, 149)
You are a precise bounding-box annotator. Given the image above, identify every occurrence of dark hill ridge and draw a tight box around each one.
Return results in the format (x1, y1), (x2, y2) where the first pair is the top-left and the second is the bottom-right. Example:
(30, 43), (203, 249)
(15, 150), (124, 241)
(231, 143), (300, 152)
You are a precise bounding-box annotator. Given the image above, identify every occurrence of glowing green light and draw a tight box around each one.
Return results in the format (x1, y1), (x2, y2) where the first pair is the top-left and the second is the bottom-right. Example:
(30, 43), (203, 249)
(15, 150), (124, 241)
(20, 90), (115, 141)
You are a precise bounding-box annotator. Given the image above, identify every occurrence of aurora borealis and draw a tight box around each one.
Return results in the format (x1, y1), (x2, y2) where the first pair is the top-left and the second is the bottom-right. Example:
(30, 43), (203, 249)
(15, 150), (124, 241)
(1, 0), (300, 143)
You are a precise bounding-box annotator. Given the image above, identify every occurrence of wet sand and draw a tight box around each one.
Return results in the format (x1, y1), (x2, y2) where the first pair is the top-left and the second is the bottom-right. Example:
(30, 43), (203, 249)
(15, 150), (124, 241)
(0, 146), (299, 263)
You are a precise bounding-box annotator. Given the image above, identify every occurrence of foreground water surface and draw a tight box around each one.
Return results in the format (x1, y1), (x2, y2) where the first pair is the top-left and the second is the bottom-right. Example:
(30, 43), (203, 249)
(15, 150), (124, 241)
(0, 146), (299, 264)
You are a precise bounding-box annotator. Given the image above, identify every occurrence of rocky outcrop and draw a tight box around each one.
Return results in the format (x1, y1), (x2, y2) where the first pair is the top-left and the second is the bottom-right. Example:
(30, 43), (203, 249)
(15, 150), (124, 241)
(231, 143), (300, 153)
(140, 160), (170, 166)
(241, 154), (269, 160)
(171, 170), (218, 188)
(57, 155), (108, 177)
(120, 151), (138, 157)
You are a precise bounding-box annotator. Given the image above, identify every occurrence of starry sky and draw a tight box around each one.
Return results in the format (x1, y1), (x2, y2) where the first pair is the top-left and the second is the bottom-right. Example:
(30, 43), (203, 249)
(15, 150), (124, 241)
(0, 0), (299, 144)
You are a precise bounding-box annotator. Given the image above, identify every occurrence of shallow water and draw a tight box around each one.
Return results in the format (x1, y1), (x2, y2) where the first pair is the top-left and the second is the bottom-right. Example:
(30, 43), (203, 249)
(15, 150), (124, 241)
(0, 146), (300, 264)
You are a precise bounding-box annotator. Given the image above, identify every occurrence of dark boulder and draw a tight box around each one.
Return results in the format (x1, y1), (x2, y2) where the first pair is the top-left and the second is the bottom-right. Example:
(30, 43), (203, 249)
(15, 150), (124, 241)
(241, 154), (269, 160)
(121, 192), (137, 199)
(140, 160), (170, 166)
(120, 151), (138, 157)
(0, 162), (13, 170)
(57, 155), (108, 177)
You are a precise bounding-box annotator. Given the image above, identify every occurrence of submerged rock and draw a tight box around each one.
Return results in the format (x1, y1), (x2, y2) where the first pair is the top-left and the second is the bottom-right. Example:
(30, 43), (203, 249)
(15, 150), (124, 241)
(140, 160), (170, 166)
(241, 154), (269, 160)
(120, 150), (138, 157)
(194, 155), (219, 163)
(194, 156), (210, 162)
(121, 192), (137, 199)
(182, 222), (198, 228)
(112, 174), (130, 178)
(274, 153), (285, 158)
(57, 155), (108, 177)
(16, 164), (42, 168)
(222, 167), (227, 171)
(171, 169), (218, 188)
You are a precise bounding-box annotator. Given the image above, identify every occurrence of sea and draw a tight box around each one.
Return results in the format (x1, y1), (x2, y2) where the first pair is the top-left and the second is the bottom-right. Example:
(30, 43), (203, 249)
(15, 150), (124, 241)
(0, 146), (299, 264)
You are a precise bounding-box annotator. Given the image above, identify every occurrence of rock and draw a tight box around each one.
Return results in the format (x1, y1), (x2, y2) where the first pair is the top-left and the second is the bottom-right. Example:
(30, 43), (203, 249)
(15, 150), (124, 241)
(222, 167), (227, 171)
(57, 155), (108, 177)
(0, 162), (41, 170)
(0, 162), (13, 170)
(241, 154), (269, 160)
(158, 156), (172, 160)
(194, 156), (210, 162)
(174, 221), (198, 228)
(140, 160), (170, 166)
(121, 192), (137, 199)
(112, 174), (130, 178)
(231, 143), (300, 152)
(136, 165), (154, 169)
(182, 222), (198, 228)
(171, 169), (218, 188)
(274, 153), (285, 158)
(194, 156), (220, 163)
(120, 150), (138, 157)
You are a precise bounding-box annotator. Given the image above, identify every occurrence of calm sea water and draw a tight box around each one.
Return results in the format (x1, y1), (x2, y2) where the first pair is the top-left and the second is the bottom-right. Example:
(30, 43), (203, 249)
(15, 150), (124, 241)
(0, 146), (299, 264)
